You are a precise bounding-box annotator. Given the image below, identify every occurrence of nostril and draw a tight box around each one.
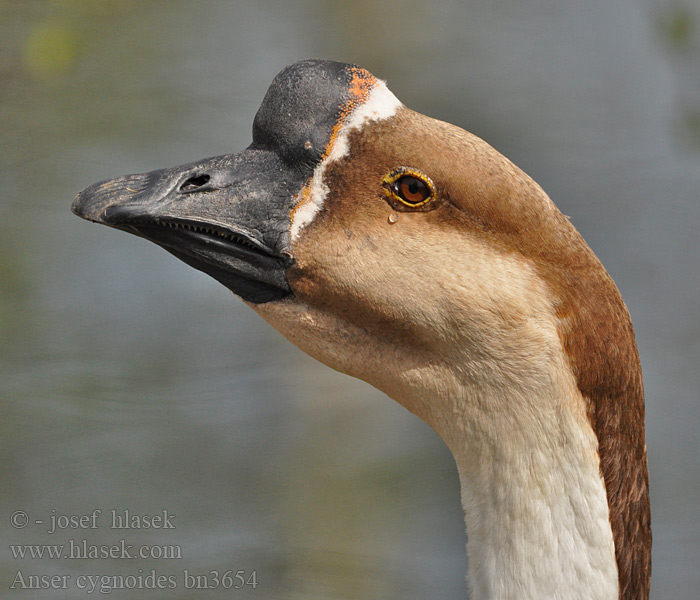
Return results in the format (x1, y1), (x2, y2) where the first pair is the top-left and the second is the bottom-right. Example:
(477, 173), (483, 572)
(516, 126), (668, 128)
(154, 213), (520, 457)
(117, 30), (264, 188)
(180, 173), (211, 192)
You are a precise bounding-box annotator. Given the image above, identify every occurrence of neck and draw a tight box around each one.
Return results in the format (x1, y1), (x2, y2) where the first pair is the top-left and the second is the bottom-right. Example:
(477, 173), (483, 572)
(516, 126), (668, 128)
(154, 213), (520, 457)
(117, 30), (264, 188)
(446, 384), (618, 600)
(396, 342), (620, 599)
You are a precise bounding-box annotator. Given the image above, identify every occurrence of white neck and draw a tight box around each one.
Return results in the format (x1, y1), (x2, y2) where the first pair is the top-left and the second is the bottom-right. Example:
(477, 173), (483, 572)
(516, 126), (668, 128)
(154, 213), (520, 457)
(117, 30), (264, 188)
(429, 370), (619, 600)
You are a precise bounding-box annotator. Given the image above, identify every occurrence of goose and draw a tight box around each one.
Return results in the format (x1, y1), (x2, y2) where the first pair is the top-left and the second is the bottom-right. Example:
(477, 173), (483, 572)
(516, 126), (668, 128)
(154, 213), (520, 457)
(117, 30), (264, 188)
(72, 59), (651, 600)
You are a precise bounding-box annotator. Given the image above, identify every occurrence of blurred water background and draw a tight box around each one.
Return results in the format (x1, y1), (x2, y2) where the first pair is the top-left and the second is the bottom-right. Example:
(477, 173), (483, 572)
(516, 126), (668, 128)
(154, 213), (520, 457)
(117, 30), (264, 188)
(1, 0), (698, 598)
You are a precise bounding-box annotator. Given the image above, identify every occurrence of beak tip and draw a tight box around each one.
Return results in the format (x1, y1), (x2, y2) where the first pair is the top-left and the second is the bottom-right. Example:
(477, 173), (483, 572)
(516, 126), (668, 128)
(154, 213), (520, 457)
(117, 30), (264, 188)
(71, 178), (127, 224)
(71, 191), (89, 220)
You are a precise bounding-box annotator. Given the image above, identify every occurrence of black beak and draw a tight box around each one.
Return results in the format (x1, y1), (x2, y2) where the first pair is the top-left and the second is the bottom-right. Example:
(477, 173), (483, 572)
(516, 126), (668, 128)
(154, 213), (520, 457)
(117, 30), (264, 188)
(72, 148), (298, 303)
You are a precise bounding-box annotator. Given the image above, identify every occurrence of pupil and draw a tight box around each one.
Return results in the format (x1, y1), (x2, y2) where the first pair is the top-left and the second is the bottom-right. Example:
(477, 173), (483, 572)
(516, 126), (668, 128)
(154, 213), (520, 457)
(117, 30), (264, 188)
(408, 181), (419, 195)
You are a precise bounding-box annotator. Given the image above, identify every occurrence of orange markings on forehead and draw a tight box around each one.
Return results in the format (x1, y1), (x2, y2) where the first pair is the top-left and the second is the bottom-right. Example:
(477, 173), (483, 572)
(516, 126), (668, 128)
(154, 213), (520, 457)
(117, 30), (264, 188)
(325, 67), (377, 159)
(346, 67), (376, 105)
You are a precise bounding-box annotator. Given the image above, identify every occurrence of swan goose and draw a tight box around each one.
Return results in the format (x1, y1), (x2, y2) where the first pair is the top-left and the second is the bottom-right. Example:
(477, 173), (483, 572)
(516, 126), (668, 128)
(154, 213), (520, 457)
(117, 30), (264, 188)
(72, 59), (651, 600)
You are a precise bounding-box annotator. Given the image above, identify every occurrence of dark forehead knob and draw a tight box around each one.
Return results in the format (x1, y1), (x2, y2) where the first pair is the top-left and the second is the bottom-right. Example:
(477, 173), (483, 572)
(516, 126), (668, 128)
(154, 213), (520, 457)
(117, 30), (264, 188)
(251, 60), (378, 172)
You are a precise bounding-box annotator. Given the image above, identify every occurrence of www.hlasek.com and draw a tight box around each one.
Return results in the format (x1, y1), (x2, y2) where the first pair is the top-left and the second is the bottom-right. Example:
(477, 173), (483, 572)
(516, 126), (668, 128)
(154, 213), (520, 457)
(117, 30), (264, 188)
(10, 539), (182, 560)
(10, 569), (259, 594)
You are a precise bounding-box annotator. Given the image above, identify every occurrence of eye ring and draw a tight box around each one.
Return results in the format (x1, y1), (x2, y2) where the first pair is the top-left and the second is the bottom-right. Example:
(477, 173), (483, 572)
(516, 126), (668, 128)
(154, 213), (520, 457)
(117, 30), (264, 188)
(382, 168), (436, 208)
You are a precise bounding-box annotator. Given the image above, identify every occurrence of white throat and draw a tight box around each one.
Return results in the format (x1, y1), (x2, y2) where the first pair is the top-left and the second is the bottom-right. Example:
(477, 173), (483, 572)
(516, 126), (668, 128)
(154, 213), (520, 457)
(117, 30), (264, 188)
(432, 363), (619, 600)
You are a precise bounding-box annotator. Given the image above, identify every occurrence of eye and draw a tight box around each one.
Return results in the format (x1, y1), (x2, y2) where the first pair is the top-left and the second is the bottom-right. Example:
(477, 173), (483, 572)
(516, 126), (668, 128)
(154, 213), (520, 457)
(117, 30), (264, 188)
(382, 168), (436, 208)
(393, 176), (429, 204)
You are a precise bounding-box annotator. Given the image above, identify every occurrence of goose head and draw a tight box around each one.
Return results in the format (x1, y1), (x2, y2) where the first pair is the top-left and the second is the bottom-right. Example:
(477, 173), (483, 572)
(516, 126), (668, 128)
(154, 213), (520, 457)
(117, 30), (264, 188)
(72, 59), (650, 600)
